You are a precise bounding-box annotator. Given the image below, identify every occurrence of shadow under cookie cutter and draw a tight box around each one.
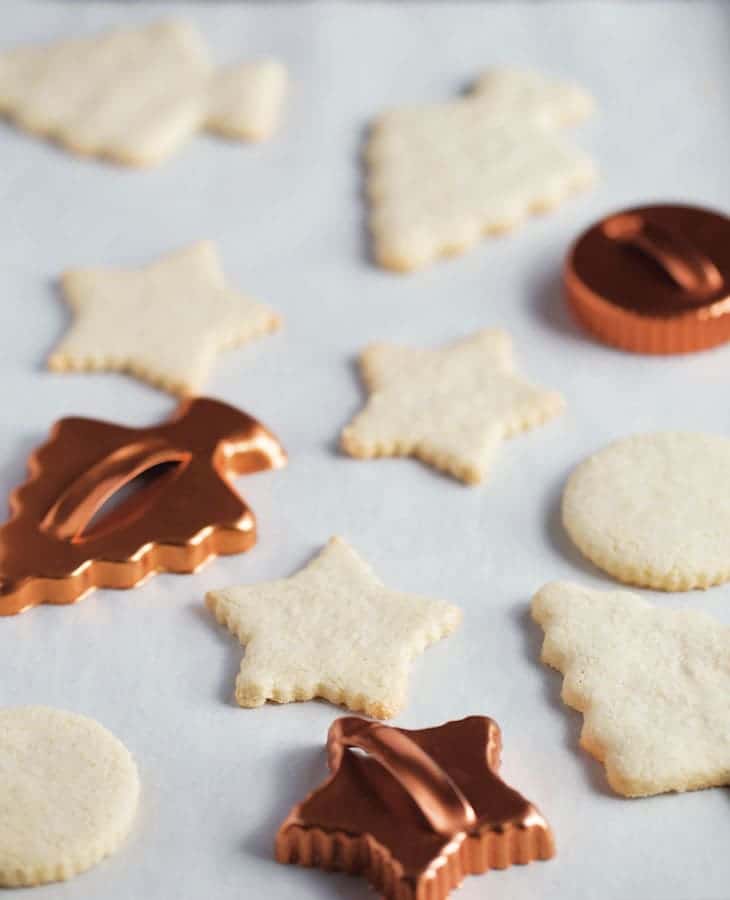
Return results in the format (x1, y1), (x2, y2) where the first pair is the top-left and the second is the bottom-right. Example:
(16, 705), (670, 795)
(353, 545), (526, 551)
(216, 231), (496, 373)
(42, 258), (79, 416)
(0, 397), (286, 615)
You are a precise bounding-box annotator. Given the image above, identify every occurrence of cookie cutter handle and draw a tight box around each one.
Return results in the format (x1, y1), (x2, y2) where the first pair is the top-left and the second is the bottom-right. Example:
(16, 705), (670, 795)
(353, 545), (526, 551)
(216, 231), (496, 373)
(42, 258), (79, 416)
(328, 717), (476, 836)
(603, 212), (724, 299)
(40, 439), (191, 541)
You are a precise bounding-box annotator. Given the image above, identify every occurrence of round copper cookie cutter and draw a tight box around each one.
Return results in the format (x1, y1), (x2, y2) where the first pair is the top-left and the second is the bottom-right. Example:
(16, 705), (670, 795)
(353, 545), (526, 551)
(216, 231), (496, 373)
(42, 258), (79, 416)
(564, 203), (730, 353)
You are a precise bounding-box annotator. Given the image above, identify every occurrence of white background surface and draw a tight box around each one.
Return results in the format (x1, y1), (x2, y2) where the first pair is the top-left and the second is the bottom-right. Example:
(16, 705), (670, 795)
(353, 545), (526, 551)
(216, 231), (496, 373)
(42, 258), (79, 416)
(1, 2), (730, 899)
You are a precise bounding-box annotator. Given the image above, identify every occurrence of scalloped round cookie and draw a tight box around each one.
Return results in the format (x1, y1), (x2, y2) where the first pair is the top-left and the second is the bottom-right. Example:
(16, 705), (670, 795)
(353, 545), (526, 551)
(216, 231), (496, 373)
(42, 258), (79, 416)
(562, 432), (730, 591)
(0, 707), (140, 887)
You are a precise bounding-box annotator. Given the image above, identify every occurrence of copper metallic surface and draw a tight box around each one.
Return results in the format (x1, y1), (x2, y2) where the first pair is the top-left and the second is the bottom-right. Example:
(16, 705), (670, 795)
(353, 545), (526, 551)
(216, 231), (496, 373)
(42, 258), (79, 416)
(564, 203), (730, 353)
(276, 716), (555, 900)
(0, 397), (286, 616)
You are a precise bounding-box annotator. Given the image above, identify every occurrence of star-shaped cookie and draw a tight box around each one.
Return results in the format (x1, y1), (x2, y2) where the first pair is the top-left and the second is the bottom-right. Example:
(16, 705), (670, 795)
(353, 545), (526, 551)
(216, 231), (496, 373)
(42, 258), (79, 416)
(48, 241), (281, 396)
(341, 329), (564, 484)
(0, 20), (287, 166)
(367, 67), (596, 271)
(532, 581), (730, 797)
(206, 537), (462, 718)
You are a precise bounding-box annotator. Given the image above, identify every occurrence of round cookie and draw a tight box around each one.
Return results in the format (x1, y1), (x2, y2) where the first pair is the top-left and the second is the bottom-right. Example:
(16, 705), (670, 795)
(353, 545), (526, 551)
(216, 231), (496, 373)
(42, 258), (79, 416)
(0, 706), (140, 887)
(562, 432), (730, 591)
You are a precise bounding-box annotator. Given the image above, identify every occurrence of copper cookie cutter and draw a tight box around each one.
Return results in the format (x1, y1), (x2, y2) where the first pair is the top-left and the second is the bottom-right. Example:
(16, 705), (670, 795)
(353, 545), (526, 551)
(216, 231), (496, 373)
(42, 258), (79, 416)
(565, 203), (730, 353)
(277, 715), (555, 899)
(0, 396), (286, 615)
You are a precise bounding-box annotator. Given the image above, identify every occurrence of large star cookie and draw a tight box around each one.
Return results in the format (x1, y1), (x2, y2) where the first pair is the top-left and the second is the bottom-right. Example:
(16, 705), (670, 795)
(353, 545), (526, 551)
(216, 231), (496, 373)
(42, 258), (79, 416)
(367, 68), (595, 271)
(0, 707), (139, 887)
(0, 20), (286, 166)
(48, 241), (281, 396)
(206, 537), (462, 718)
(341, 329), (564, 484)
(532, 581), (730, 797)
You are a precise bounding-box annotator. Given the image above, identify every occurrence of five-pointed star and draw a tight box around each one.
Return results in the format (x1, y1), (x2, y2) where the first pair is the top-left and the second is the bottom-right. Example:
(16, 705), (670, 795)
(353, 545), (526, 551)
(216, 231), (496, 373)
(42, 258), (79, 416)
(206, 537), (461, 718)
(532, 581), (730, 798)
(48, 241), (281, 396)
(341, 329), (564, 484)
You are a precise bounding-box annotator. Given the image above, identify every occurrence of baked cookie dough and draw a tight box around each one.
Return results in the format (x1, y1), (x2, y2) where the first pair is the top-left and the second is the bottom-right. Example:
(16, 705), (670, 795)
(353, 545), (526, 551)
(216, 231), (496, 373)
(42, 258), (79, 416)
(206, 536), (461, 719)
(341, 329), (564, 485)
(0, 20), (287, 166)
(532, 581), (730, 797)
(0, 706), (140, 887)
(563, 432), (730, 590)
(49, 241), (280, 396)
(367, 67), (595, 271)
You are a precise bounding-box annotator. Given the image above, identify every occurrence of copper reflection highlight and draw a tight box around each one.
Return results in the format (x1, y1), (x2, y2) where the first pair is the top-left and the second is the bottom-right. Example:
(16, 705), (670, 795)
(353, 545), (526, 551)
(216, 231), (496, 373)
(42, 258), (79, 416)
(276, 716), (555, 900)
(0, 397), (286, 615)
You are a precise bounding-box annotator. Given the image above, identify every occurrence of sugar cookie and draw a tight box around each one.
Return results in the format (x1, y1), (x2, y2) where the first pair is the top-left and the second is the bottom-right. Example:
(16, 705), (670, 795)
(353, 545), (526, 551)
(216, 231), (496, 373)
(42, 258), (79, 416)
(532, 581), (730, 797)
(0, 706), (139, 887)
(206, 536), (462, 718)
(341, 329), (564, 484)
(0, 20), (286, 166)
(563, 432), (730, 590)
(48, 241), (280, 396)
(367, 68), (595, 271)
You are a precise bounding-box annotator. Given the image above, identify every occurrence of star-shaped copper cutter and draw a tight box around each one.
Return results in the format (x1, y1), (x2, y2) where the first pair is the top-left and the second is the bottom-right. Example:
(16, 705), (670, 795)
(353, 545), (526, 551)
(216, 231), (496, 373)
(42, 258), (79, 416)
(0, 397), (286, 615)
(276, 716), (555, 899)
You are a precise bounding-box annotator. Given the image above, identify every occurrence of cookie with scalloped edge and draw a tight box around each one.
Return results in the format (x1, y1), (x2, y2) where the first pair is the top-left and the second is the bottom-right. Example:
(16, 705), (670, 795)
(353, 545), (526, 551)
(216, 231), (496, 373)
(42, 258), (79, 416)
(532, 581), (730, 797)
(367, 67), (595, 271)
(206, 536), (462, 718)
(48, 241), (280, 396)
(341, 329), (564, 484)
(0, 20), (286, 166)
(563, 432), (730, 591)
(0, 706), (139, 887)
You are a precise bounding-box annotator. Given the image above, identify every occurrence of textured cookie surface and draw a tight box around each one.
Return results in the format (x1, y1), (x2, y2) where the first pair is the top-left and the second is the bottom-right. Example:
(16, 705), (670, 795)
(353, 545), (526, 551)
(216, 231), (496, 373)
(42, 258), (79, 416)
(341, 329), (564, 484)
(206, 536), (461, 718)
(0, 706), (140, 887)
(563, 432), (730, 590)
(367, 67), (595, 271)
(0, 20), (286, 165)
(532, 581), (730, 797)
(48, 241), (280, 396)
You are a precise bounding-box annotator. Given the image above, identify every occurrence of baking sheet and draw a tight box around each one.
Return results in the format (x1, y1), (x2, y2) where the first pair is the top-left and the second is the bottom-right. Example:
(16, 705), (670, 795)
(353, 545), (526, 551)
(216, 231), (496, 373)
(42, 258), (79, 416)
(1, 2), (730, 898)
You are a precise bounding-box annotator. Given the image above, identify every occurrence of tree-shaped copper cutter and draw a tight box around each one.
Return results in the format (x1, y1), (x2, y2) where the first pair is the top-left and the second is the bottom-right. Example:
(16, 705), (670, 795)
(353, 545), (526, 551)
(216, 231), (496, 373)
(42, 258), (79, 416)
(277, 715), (555, 900)
(0, 397), (286, 615)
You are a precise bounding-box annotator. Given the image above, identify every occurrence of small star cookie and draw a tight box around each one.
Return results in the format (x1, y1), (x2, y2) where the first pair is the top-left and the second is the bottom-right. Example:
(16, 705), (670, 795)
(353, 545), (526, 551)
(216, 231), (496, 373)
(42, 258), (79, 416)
(48, 241), (281, 396)
(563, 432), (730, 591)
(367, 67), (596, 271)
(0, 706), (139, 887)
(206, 537), (462, 718)
(0, 20), (287, 166)
(532, 581), (730, 797)
(341, 329), (564, 484)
